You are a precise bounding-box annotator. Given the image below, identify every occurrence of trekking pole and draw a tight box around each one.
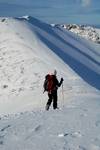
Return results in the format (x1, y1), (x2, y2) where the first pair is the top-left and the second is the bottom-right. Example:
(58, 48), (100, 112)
(62, 83), (64, 107)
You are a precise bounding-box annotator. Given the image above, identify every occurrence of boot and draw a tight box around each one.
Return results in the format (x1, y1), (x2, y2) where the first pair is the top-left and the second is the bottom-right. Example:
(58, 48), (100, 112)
(45, 104), (49, 110)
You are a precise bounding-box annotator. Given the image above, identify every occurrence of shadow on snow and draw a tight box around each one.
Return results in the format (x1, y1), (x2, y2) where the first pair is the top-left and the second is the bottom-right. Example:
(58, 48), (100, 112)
(18, 16), (100, 90)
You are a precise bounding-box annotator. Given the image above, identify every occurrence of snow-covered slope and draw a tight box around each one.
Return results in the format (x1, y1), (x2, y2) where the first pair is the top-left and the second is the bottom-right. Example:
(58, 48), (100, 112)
(0, 16), (100, 114)
(0, 16), (100, 150)
(0, 97), (100, 150)
(0, 16), (79, 114)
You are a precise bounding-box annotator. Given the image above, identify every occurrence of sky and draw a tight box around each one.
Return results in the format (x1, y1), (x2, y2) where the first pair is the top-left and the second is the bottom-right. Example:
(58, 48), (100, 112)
(0, 0), (100, 25)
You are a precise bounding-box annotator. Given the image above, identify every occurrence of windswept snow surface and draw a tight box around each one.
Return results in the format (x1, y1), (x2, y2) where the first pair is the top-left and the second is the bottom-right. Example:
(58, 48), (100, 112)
(0, 16), (100, 150)
(0, 99), (100, 150)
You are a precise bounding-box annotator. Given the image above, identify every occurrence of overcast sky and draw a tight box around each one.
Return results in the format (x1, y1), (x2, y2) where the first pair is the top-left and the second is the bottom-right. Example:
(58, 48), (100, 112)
(0, 0), (100, 25)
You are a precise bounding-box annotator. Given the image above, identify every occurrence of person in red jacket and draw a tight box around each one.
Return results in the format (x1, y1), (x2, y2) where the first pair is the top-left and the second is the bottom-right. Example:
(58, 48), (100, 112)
(43, 70), (63, 110)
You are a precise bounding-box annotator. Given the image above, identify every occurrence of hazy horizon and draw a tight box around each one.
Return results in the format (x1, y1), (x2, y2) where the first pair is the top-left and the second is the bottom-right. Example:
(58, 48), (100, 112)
(0, 0), (100, 25)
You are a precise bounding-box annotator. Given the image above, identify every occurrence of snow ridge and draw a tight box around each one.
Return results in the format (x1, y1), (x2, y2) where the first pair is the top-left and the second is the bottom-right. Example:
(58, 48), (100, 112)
(0, 16), (100, 114)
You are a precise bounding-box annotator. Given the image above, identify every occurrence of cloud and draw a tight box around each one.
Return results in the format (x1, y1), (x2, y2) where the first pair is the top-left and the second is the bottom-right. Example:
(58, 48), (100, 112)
(81, 0), (91, 7)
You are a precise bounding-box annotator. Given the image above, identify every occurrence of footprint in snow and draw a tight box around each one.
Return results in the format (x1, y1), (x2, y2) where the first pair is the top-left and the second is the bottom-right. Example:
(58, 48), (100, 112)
(0, 125), (11, 132)
(25, 125), (42, 140)
(58, 133), (69, 137)
(95, 120), (100, 127)
(0, 125), (11, 145)
(0, 141), (3, 145)
(80, 113), (88, 117)
(58, 131), (83, 138)
(34, 125), (41, 132)
(0, 135), (4, 145)
(83, 108), (88, 112)
(71, 131), (83, 138)
(79, 145), (87, 150)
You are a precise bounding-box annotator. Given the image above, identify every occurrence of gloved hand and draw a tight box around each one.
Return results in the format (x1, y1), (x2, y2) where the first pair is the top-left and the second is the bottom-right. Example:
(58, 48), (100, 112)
(61, 78), (64, 82)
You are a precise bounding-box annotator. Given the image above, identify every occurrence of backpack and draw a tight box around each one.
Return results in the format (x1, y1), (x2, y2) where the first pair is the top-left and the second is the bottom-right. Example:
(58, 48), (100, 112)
(44, 74), (56, 93)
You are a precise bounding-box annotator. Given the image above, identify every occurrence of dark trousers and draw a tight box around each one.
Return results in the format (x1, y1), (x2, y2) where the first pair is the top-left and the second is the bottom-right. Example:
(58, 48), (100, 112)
(46, 91), (58, 109)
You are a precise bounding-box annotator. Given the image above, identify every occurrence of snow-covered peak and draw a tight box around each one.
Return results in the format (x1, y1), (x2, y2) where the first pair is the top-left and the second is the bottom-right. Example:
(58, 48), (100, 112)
(55, 24), (100, 44)
(18, 15), (30, 20)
